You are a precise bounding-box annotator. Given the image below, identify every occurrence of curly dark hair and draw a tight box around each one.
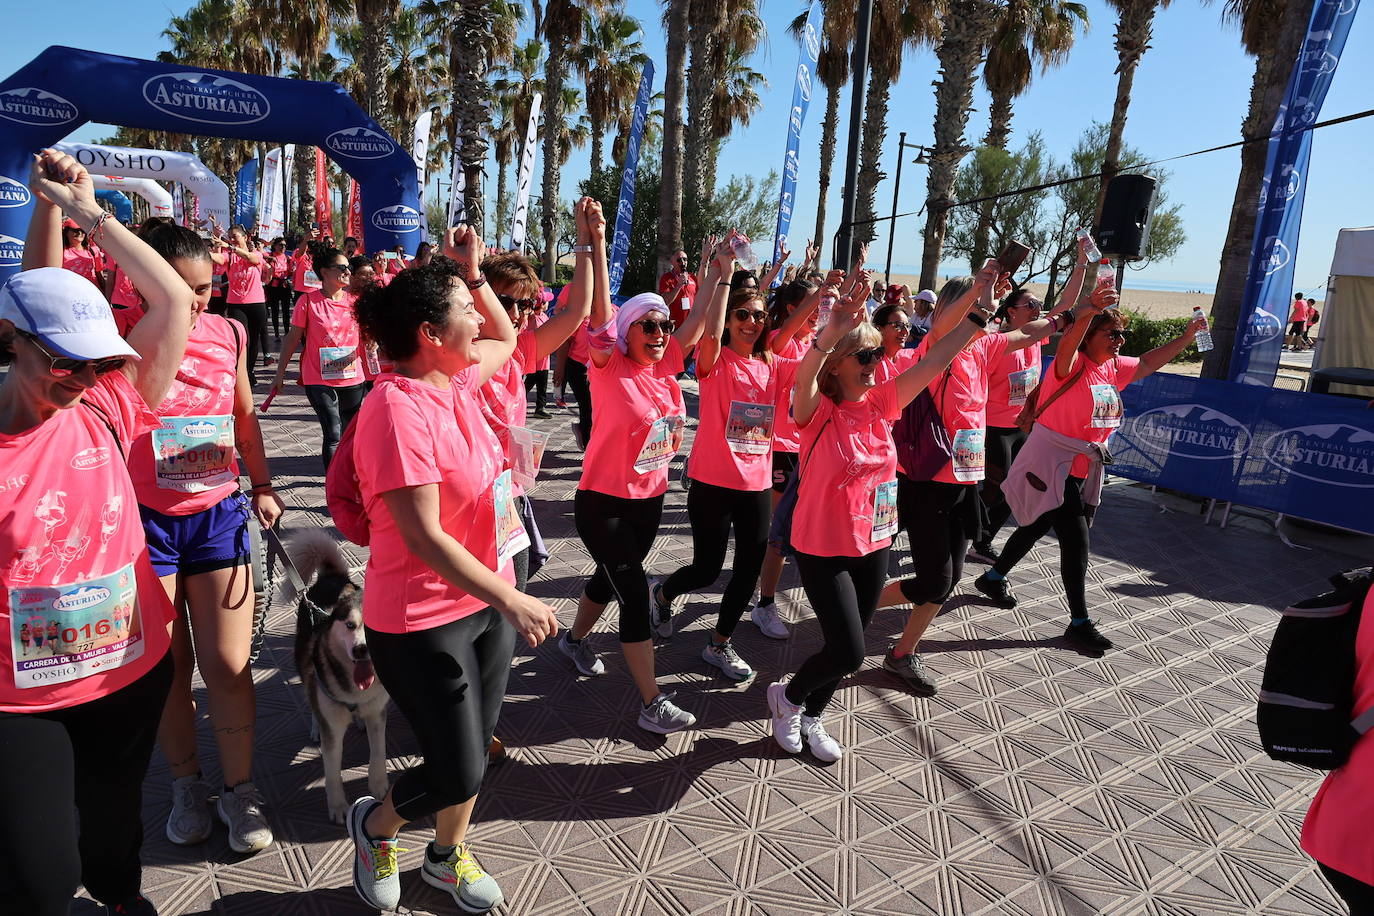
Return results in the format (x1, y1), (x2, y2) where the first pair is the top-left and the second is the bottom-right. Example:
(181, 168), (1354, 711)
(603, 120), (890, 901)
(138, 220), (209, 265)
(354, 258), (464, 363)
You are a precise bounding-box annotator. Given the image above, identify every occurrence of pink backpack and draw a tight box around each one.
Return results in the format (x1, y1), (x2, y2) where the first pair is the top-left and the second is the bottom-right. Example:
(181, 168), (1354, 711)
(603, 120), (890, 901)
(325, 414), (370, 545)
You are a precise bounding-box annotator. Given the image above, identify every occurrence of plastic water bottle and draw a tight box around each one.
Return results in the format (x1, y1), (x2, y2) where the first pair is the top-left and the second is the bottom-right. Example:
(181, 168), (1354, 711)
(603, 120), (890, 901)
(1192, 307), (1214, 352)
(1076, 227), (1102, 263)
(816, 293), (835, 331)
(730, 235), (759, 271)
(1096, 259), (1115, 291)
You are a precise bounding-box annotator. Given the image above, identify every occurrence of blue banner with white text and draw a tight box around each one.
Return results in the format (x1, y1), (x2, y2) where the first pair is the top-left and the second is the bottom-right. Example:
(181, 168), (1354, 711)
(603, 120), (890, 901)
(608, 61), (654, 297)
(234, 158), (258, 231)
(773, 0), (822, 268)
(1229, 0), (1360, 386)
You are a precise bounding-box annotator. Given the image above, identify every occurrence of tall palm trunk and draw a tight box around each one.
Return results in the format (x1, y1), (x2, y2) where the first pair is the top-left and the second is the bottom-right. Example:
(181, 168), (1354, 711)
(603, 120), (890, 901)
(456, 0), (494, 234)
(539, 42), (567, 279)
(590, 115), (606, 176)
(296, 148), (315, 236)
(495, 150), (512, 241)
(657, 0), (691, 277)
(854, 58), (893, 247)
(812, 83), (841, 253)
(702, 140), (720, 204)
(969, 88), (1016, 269)
(1097, 0), (1159, 221)
(683, 7), (717, 202)
(357, 16), (390, 126)
(1201, 0), (1316, 378)
(919, 0), (996, 290)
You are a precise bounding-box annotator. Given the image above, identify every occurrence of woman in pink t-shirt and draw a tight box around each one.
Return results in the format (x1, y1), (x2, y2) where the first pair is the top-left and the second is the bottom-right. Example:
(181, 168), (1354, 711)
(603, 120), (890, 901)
(344, 229), (558, 914)
(264, 237), (293, 339)
(974, 305), (1206, 652)
(560, 245), (720, 736)
(871, 302), (920, 385)
(764, 271), (985, 762)
(0, 149), (194, 916)
(218, 226), (268, 386)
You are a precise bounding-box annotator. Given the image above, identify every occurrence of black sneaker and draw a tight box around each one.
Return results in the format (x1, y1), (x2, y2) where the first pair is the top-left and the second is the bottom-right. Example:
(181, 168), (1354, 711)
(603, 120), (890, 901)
(106, 897), (158, 916)
(967, 541), (1001, 564)
(1065, 619), (1113, 653)
(974, 572), (1017, 608)
(882, 649), (938, 697)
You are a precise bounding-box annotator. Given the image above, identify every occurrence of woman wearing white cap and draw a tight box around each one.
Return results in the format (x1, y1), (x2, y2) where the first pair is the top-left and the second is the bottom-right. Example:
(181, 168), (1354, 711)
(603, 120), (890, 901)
(0, 149), (194, 916)
(556, 238), (727, 734)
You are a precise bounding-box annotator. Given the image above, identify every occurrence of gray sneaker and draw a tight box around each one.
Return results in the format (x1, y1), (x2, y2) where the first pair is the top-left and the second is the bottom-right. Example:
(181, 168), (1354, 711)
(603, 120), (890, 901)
(165, 775), (213, 846)
(637, 692), (697, 734)
(702, 639), (753, 681)
(347, 796), (403, 911)
(650, 579), (673, 639)
(882, 649), (938, 697)
(749, 602), (789, 639)
(422, 842), (504, 913)
(216, 782), (273, 854)
(557, 631), (605, 677)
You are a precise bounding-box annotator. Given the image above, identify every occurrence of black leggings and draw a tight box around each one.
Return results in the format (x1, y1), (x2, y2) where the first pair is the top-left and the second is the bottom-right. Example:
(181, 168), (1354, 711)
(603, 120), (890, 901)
(266, 284), (293, 337)
(525, 369), (548, 412)
(0, 652), (172, 915)
(574, 489), (663, 643)
(366, 607), (515, 821)
(1320, 863), (1374, 915)
(786, 548), (890, 717)
(895, 476), (979, 606)
(565, 357), (592, 444)
(993, 476), (1091, 620)
(304, 383), (366, 470)
(226, 303), (267, 375)
(982, 425), (1029, 538)
(662, 481), (771, 637)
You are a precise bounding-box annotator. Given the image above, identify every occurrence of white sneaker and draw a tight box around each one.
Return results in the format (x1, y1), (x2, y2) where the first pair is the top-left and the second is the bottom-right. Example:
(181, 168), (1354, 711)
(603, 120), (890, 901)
(557, 630), (605, 676)
(216, 781), (274, 854)
(570, 419), (586, 450)
(801, 715), (843, 762)
(750, 602), (789, 639)
(650, 579), (673, 639)
(767, 681), (803, 753)
(166, 774), (214, 845)
(702, 639), (753, 681)
(638, 692), (697, 734)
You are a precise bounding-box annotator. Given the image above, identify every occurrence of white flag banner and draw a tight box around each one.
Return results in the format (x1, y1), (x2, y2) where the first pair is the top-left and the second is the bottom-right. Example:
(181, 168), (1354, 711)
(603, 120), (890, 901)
(509, 92), (541, 252)
(258, 147), (284, 237)
(446, 143), (466, 228)
(412, 110), (434, 210)
(281, 144), (296, 229)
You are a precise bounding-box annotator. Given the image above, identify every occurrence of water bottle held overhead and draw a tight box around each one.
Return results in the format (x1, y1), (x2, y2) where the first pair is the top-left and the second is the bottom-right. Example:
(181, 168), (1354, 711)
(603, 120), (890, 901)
(1192, 307), (1214, 352)
(1096, 259), (1116, 291)
(1076, 227), (1102, 264)
(730, 235), (759, 271)
(816, 293), (835, 331)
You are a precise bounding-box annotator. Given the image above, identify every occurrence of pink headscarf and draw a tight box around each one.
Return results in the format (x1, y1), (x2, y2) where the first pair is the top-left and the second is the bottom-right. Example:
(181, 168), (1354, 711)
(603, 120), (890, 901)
(615, 292), (670, 354)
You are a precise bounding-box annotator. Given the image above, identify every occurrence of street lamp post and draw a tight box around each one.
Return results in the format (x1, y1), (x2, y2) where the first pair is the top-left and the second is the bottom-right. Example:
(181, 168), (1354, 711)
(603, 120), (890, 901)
(884, 133), (930, 288)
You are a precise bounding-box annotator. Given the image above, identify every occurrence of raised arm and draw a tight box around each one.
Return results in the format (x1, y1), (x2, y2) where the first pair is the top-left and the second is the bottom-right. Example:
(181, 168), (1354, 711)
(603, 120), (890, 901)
(1050, 236), (1093, 315)
(532, 198), (596, 362)
(21, 161), (61, 270)
(674, 235), (731, 354)
(770, 269), (837, 353)
(1135, 313), (1206, 383)
(792, 302), (861, 429)
(444, 225), (516, 385)
(692, 235), (741, 378)
(1051, 283), (1119, 379)
(894, 265), (998, 408)
(759, 239), (789, 289)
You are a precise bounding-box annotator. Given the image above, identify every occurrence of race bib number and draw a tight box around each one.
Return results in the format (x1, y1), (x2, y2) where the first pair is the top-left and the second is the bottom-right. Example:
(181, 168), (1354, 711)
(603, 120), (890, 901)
(1007, 367), (1038, 407)
(870, 479), (898, 542)
(492, 470), (531, 565)
(951, 428), (986, 482)
(10, 563), (144, 689)
(363, 345), (381, 377)
(725, 401), (775, 455)
(320, 346), (360, 381)
(510, 427), (550, 490)
(152, 415), (236, 493)
(303, 270), (321, 287)
(1089, 384), (1124, 429)
(633, 416), (685, 475)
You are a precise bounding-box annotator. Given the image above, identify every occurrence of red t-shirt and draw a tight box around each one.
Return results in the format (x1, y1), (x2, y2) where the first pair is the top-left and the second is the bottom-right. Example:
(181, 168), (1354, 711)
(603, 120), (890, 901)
(1290, 299), (1310, 324)
(0, 371), (174, 713)
(908, 332), (1012, 484)
(227, 252), (266, 304)
(986, 337), (1042, 429)
(690, 348), (798, 492)
(353, 370), (517, 634)
(657, 270), (698, 325)
(290, 290), (363, 387)
(1037, 355), (1141, 477)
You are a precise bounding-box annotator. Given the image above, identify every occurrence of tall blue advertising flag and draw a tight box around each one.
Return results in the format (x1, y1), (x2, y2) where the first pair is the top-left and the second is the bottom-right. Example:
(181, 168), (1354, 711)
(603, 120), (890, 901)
(234, 159), (259, 231)
(773, 0), (823, 266)
(609, 61), (654, 297)
(1229, 0), (1360, 386)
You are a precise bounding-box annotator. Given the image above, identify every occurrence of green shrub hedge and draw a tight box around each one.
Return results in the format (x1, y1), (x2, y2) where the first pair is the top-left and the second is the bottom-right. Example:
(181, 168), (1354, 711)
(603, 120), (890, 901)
(1120, 309), (1199, 363)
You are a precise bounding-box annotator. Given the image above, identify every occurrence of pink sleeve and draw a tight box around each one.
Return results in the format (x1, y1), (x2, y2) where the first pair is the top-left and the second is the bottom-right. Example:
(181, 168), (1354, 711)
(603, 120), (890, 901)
(872, 378), (902, 423)
(1114, 355), (1142, 390)
(82, 371), (159, 446)
(587, 319), (616, 353)
(356, 389), (441, 496)
(290, 298), (308, 328)
(513, 328), (538, 372)
(656, 336), (686, 377)
(980, 329), (1013, 364)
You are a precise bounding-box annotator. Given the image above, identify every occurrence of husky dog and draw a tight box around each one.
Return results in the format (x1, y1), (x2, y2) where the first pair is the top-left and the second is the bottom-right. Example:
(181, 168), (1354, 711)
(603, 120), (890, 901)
(290, 531), (390, 823)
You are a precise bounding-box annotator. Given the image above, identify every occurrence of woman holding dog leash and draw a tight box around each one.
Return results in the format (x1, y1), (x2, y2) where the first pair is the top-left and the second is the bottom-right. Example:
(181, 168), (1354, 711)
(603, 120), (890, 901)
(345, 226), (559, 914)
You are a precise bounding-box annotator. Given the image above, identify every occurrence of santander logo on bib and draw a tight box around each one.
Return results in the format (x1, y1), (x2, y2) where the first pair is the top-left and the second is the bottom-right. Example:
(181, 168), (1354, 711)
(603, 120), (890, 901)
(372, 204), (421, 232)
(180, 420), (219, 440)
(143, 72), (270, 125)
(0, 87), (78, 125)
(326, 127), (395, 160)
(71, 446), (112, 470)
(1264, 424), (1374, 488)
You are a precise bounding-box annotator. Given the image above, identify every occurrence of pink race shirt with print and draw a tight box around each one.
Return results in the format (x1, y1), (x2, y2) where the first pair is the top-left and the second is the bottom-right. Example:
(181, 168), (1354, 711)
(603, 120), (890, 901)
(0, 372), (174, 713)
(691, 349), (798, 492)
(291, 289), (363, 387)
(1036, 354), (1140, 478)
(127, 314), (243, 515)
(986, 337), (1041, 428)
(62, 248), (100, 287)
(353, 370), (517, 634)
(769, 331), (813, 454)
(292, 251), (321, 292)
(226, 252), (266, 305)
(791, 380), (902, 558)
(579, 336), (686, 500)
(110, 265), (140, 308)
(873, 348), (920, 387)
(907, 331), (1011, 485)
(267, 252), (290, 286)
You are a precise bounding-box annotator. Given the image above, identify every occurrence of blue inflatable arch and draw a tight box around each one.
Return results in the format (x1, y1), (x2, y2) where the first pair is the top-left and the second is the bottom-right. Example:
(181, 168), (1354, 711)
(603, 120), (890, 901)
(0, 46), (423, 285)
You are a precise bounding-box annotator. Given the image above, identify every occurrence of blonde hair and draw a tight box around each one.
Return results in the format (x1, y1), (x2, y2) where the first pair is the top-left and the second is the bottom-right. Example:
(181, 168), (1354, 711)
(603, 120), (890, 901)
(818, 321), (882, 402)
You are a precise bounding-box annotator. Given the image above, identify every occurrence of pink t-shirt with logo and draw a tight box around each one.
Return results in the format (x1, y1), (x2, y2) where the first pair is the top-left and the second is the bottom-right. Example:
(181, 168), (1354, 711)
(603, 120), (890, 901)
(353, 370), (517, 634)
(791, 380), (902, 558)
(128, 314), (242, 515)
(1037, 354), (1140, 478)
(478, 330), (537, 455)
(227, 252), (266, 305)
(291, 289), (363, 387)
(769, 331), (814, 454)
(267, 252), (291, 286)
(62, 248), (101, 287)
(110, 266), (140, 308)
(873, 348), (921, 387)
(0, 371), (174, 713)
(292, 251), (321, 292)
(691, 349), (798, 492)
(986, 337), (1042, 429)
(579, 336), (687, 500)
(905, 331), (1011, 485)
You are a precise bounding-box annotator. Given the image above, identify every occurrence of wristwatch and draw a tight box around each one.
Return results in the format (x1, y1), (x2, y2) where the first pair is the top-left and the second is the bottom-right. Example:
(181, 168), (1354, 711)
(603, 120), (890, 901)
(572, 244), (594, 253)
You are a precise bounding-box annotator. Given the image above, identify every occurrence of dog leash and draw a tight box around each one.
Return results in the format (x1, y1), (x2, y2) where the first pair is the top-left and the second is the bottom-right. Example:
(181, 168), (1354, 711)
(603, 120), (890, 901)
(265, 527), (332, 625)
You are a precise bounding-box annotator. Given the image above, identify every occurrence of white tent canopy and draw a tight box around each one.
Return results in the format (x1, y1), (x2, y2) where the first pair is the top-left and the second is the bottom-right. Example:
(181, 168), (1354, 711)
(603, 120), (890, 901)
(55, 142), (230, 229)
(1314, 226), (1374, 394)
(89, 174), (173, 217)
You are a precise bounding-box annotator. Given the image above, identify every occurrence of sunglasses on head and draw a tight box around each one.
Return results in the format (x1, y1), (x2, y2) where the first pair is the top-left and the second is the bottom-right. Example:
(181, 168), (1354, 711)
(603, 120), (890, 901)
(633, 318), (676, 335)
(1104, 328), (1127, 340)
(852, 347), (885, 366)
(497, 293), (537, 312)
(17, 330), (127, 377)
(731, 308), (768, 324)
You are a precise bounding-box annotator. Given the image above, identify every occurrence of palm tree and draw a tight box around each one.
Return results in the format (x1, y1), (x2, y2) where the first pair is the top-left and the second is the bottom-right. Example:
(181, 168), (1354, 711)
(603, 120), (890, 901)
(657, 0), (691, 279)
(555, 87), (593, 167)
(574, 11), (649, 176)
(684, 0), (764, 200)
(490, 95), (520, 239)
(702, 43), (768, 200)
(1097, 0), (1170, 219)
(353, 0), (402, 125)
(492, 39), (544, 240)
(613, 90), (665, 165)
(790, 0), (855, 250)
(1201, 0), (1316, 377)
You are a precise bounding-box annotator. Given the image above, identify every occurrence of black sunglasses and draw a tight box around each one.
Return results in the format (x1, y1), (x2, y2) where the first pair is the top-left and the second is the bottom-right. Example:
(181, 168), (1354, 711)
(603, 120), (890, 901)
(884, 321), (911, 333)
(497, 293), (537, 312)
(325, 263), (351, 274)
(633, 318), (676, 335)
(731, 308), (768, 324)
(1104, 328), (1127, 341)
(17, 330), (127, 377)
(853, 347), (885, 366)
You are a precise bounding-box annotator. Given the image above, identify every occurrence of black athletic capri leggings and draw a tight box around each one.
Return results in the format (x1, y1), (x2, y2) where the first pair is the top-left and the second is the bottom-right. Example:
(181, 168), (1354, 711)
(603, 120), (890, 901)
(565, 356), (593, 444)
(1319, 862), (1374, 915)
(982, 425), (1029, 537)
(894, 475), (980, 606)
(226, 302), (267, 374)
(0, 652), (172, 916)
(662, 480), (771, 637)
(992, 475), (1091, 620)
(367, 606), (515, 821)
(574, 488), (664, 643)
(786, 547), (891, 718)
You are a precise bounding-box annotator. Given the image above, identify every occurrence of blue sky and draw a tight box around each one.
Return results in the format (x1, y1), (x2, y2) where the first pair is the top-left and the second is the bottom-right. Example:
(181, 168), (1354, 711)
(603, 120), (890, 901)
(4, 0), (1371, 293)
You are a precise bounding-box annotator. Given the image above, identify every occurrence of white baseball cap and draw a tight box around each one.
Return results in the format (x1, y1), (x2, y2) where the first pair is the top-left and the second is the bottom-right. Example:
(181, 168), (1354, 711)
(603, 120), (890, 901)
(915, 289), (937, 304)
(0, 267), (140, 361)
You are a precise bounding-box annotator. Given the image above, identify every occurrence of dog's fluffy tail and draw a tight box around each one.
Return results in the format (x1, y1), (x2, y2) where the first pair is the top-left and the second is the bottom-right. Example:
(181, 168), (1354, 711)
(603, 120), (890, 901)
(287, 529), (351, 588)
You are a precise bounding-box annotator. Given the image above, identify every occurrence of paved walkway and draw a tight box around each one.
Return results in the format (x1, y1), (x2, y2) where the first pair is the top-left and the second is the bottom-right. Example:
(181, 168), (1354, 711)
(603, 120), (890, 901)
(79, 378), (1369, 915)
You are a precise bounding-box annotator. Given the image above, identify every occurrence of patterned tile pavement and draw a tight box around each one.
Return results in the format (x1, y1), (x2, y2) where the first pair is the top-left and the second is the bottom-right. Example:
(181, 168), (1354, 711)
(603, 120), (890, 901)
(76, 375), (1370, 915)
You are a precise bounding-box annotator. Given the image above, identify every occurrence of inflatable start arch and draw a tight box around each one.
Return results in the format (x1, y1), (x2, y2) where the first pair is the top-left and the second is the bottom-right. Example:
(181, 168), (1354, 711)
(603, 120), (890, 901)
(89, 175), (174, 218)
(60, 143), (230, 228)
(0, 45), (422, 284)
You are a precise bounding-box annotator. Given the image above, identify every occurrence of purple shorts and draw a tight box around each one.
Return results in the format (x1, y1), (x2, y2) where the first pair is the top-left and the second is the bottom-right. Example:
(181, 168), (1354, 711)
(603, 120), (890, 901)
(140, 491), (251, 577)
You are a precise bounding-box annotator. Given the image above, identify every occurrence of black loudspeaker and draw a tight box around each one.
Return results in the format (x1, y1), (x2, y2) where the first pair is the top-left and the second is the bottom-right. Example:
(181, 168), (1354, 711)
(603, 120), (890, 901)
(1096, 173), (1158, 261)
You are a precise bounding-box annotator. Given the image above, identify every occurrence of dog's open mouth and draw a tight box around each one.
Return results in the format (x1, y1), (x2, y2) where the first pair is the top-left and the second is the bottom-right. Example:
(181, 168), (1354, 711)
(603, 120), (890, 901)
(352, 658), (375, 691)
